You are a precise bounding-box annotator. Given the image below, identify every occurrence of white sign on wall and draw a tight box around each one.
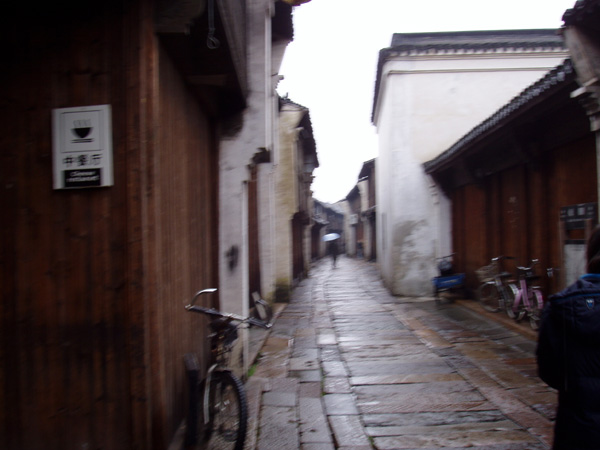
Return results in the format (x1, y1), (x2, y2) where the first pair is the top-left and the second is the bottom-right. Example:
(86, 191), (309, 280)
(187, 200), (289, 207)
(52, 104), (113, 189)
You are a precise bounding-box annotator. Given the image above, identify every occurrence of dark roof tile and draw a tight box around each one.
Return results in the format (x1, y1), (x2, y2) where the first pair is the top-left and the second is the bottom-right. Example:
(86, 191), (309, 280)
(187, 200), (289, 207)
(391, 29), (564, 51)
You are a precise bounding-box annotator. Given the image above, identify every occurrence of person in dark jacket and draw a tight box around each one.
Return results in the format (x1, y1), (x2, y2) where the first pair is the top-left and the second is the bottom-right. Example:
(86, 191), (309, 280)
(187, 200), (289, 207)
(329, 239), (339, 268)
(537, 226), (600, 450)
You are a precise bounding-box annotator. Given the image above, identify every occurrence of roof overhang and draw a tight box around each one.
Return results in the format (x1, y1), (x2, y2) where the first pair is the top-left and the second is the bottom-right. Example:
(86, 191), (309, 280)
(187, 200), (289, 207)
(423, 60), (589, 193)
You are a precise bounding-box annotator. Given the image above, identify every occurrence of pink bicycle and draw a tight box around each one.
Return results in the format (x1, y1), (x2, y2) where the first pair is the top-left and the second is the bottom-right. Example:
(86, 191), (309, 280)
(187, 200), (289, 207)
(508, 259), (544, 330)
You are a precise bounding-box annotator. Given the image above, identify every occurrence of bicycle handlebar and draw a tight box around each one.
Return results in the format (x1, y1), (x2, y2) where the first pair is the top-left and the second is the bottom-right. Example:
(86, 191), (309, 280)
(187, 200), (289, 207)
(492, 255), (515, 262)
(515, 259), (539, 272)
(185, 289), (272, 329)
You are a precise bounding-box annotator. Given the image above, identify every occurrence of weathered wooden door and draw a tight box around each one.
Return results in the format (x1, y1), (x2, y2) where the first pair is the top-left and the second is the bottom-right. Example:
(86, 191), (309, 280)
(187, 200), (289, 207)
(248, 164), (261, 303)
(292, 213), (305, 281)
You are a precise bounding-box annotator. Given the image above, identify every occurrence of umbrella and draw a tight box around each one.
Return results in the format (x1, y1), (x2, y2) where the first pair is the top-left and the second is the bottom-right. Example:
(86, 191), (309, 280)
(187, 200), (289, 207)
(322, 233), (340, 242)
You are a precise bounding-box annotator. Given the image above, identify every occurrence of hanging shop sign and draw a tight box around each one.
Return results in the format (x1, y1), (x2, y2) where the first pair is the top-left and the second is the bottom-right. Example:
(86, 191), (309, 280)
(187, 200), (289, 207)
(560, 202), (597, 231)
(52, 104), (113, 189)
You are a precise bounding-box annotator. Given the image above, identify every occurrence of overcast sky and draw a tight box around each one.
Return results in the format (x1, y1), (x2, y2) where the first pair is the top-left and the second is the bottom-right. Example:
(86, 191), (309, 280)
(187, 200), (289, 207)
(276, 0), (577, 203)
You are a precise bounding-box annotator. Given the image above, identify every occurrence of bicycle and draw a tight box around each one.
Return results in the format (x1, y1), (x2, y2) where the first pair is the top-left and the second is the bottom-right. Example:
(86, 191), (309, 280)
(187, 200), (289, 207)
(476, 256), (518, 313)
(508, 259), (544, 330)
(184, 288), (272, 450)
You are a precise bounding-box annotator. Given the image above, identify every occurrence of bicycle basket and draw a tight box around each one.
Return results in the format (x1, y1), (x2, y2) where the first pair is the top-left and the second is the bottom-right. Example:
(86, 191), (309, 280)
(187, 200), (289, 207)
(438, 259), (454, 276)
(475, 261), (497, 283)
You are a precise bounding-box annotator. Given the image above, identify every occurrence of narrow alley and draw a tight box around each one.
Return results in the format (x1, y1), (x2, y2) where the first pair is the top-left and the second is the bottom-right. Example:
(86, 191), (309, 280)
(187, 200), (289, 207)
(244, 256), (557, 450)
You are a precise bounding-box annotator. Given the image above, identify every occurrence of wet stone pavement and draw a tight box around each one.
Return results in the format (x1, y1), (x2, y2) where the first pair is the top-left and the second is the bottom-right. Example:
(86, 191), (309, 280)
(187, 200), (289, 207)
(244, 256), (557, 450)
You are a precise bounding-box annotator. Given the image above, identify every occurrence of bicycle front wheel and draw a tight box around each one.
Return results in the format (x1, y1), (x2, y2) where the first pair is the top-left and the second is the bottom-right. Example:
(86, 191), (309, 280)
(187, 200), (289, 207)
(528, 290), (543, 331)
(204, 370), (248, 450)
(502, 283), (518, 317)
(506, 288), (525, 320)
(478, 282), (501, 312)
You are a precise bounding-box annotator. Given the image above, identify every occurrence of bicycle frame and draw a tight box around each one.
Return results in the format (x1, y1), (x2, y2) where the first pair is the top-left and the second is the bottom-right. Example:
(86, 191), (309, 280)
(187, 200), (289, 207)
(186, 289), (271, 423)
(510, 260), (544, 329)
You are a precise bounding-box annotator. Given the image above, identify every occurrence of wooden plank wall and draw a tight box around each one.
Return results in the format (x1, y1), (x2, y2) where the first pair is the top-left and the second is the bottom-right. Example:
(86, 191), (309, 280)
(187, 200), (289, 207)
(0, 2), (219, 448)
(248, 164), (261, 303)
(452, 135), (597, 297)
(0, 5), (134, 449)
(152, 45), (218, 447)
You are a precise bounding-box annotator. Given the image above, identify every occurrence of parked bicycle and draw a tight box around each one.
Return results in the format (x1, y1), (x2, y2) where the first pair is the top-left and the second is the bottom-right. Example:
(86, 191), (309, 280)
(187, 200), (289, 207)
(508, 259), (544, 330)
(184, 288), (272, 450)
(476, 256), (518, 313)
(432, 254), (466, 303)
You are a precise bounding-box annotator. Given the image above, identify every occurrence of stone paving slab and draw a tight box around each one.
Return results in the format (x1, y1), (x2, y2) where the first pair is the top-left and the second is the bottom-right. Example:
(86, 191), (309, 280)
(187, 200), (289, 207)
(289, 356), (319, 371)
(322, 361), (348, 377)
(299, 398), (334, 444)
(345, 359), (456, 377)
(372, 427), (539, 450)
(350, 373), (463, 386)
(368, 416), (521, 433)
(323, 376), (352, 394)
(290, 369), (321, 382)
(302, 444), (336, 450)
(324, 394), (360, 415)
(256, 406), (299, 450)
(362, 410), (507, 427)
(328, 415), (371, 447)
(358, 400), (494, 415)
(337, 333), (419, 343)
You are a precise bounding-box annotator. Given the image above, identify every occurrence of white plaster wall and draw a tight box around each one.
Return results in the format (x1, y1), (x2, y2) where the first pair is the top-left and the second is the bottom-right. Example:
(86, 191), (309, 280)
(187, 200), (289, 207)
(258, 163), (275, 300)
(219, 0), (275, 317)
(375, 49), (568, 296)
(274, 108), (299, 289)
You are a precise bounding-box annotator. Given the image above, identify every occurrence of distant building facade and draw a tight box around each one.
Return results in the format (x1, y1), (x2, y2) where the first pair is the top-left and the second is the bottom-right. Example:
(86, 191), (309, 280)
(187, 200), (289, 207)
(312, 199), (345, 259)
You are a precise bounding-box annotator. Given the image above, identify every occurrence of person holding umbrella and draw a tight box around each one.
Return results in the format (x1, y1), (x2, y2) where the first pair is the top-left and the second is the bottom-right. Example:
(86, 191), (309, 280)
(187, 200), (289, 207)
(323, 232), (340, 268)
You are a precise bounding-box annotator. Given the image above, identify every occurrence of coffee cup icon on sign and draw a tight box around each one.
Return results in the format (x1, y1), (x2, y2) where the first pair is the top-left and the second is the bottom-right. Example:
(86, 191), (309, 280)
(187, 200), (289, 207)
(72, 119), (93, 143)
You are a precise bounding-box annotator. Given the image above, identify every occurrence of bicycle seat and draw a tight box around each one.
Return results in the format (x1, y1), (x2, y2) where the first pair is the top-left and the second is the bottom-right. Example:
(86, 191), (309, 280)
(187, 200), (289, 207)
(498, 272), (512, 278)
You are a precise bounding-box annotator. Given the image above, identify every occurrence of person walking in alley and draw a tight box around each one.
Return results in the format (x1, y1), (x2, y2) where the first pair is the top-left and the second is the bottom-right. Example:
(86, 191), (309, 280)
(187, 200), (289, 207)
(537, 225), (600, 450)
(329, 239), (339, 268)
